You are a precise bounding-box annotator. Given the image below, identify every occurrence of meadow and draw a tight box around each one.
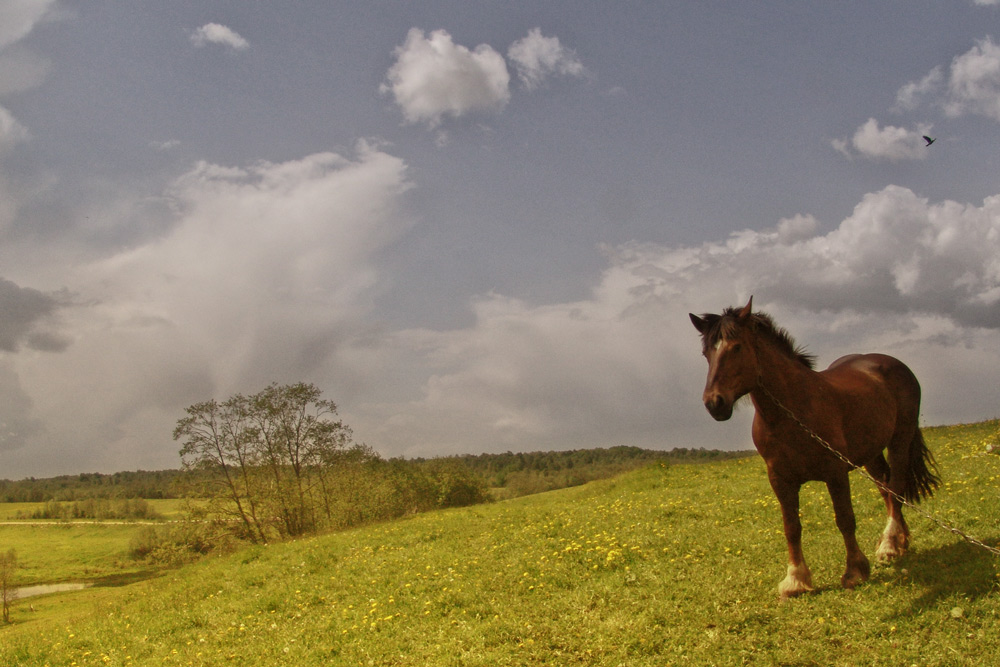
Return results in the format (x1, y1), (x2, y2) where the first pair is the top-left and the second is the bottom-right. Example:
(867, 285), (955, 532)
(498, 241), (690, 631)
(0, 500), (192, 587)
(1, 422), (998, 666)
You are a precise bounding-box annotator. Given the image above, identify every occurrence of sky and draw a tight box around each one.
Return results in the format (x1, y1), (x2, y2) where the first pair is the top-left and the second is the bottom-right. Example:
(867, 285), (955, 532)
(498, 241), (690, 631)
(3, 1), (1000, 478)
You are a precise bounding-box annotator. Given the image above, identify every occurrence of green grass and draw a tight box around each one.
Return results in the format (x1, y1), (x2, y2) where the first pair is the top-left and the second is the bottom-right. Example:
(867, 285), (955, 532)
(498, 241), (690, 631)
(144, 498), (200, 521)
(0, 524), (150, 586)
(0, 500), (196, 586)
(2, 422), (999, 665)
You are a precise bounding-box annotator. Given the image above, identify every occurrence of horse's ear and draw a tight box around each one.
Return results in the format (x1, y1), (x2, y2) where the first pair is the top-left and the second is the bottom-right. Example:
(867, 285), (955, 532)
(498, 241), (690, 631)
(690, 313), (708, 333)
(737, 296), (753, 320)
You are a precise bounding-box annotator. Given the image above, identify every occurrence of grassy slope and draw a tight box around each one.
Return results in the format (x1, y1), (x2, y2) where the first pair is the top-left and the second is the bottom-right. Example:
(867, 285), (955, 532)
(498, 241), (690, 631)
(2, 422), (999, 666)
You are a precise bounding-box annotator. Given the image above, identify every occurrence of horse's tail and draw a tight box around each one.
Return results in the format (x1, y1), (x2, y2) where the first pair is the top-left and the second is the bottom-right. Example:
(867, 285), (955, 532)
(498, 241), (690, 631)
(903, 428), (940, 503)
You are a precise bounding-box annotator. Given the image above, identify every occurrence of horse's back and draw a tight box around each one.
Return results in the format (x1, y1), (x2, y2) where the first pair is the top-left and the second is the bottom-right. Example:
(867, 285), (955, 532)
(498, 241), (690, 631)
(825, 353), (920, 399)
(823, 353), (921, 429)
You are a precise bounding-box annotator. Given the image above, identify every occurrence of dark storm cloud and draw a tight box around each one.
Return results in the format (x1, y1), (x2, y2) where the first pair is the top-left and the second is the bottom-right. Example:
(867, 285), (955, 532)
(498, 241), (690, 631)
(0, 277), (69, 352)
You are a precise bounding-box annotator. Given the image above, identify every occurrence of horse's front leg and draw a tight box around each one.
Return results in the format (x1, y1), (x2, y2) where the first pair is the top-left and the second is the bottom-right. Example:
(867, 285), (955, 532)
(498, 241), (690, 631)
(769, 474), (813, 599)
(826, 473), (870, 589)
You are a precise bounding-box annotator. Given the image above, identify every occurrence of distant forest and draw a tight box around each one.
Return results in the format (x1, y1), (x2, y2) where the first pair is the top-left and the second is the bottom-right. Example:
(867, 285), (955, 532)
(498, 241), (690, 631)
(0, 447), (753, 503)
(422, 446), (754, 498)
(0, 470), (183, 503)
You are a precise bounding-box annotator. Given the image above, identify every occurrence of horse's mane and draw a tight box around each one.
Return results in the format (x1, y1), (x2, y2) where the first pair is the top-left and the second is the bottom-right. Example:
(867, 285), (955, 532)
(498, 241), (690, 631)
(699, 307), (816, 369)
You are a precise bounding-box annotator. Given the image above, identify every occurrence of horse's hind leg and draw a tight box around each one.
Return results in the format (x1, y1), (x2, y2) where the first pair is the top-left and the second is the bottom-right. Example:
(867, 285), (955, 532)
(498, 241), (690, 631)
(867, 453), (909, 561)
(826, 473), (870, 589)
(769, 474), (813, 599)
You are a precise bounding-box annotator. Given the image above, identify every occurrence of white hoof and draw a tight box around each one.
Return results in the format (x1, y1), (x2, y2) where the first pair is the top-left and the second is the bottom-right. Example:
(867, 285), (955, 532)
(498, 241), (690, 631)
(876, 518), (909, 562)
(778, 563), (814, 600)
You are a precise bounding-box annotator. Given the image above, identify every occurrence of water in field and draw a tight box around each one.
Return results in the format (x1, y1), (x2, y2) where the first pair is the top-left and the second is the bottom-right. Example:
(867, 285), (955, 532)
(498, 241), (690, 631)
(15, 582), (92, 599)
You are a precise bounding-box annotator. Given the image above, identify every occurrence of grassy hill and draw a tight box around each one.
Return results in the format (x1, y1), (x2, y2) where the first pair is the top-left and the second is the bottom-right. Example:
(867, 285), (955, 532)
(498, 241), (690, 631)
(2, 421), (999, 666)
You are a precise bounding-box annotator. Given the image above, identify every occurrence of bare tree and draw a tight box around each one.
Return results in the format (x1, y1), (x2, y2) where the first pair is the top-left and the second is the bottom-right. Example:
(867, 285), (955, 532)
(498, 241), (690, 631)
(176, 383), (356, 540)
(249, 383), (354, 536)
(175, 397), (268, 543)
(1, 548), (17, 624)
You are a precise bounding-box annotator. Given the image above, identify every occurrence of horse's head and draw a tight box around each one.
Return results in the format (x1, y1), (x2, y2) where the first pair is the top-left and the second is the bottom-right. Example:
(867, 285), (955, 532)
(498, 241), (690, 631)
(689, 297), (758, 421)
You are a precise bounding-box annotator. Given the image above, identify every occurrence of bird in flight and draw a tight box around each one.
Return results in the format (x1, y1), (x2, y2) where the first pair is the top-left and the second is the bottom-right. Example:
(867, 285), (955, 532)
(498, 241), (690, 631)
(923, 135), (936, 146)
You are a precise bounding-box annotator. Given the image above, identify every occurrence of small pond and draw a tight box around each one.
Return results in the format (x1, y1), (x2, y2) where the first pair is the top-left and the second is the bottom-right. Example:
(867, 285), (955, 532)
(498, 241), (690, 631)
(15, 582), (92, 599)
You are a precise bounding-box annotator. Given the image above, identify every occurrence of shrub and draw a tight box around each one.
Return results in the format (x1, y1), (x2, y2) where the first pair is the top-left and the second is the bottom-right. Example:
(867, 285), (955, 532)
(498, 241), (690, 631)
(31, 498), (163, 521)
(128, 522), (233, 565)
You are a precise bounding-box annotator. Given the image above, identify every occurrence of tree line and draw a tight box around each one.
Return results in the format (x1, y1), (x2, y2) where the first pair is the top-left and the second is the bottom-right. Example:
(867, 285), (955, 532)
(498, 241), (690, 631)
(0, 470), (183, 503)
(1, 445), (748, 506)
(441, 446), (752, 498)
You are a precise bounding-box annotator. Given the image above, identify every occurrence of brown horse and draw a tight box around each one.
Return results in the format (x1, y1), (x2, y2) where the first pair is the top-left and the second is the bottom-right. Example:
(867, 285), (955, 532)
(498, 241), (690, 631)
(690, 297), (939, 599)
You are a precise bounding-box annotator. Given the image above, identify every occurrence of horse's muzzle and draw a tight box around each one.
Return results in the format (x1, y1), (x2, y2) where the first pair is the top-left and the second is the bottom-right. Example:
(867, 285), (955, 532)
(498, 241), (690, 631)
(704, 394), (734, 421)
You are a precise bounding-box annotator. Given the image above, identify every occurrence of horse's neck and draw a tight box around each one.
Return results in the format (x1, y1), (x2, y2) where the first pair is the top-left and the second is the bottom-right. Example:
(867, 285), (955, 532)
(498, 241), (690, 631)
(751, 341), (818, 417)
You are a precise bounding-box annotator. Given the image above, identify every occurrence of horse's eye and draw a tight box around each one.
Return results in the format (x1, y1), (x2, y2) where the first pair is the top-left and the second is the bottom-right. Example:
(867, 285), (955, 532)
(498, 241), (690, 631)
(731, 343), (742, 353)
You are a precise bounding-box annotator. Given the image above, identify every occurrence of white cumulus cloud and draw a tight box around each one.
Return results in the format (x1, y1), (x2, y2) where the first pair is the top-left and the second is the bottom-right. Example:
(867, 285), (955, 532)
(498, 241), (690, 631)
(190, 23), (250, 51)
(507, 28), (586, 90)
(382, 28), (510, 127)
(0, 0), (57, 50)
(0, 0), (56, 147)
(0, 105), (30, 149)
(833, 118), (931, 161)
(945, 37), (1000, 121)
(896, 37), (1000, 122)
(894, 67), (943, 112)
